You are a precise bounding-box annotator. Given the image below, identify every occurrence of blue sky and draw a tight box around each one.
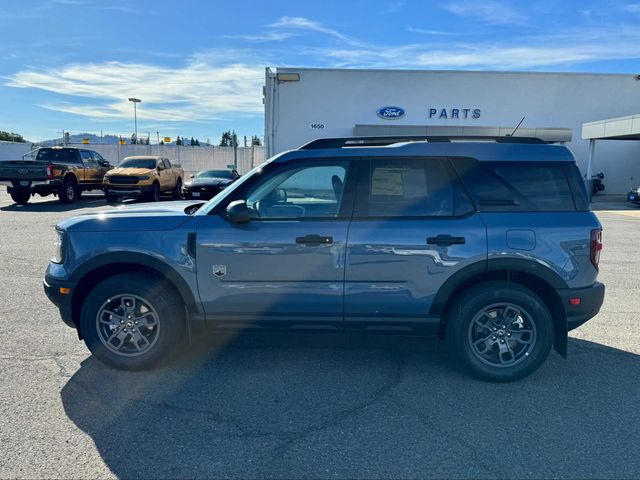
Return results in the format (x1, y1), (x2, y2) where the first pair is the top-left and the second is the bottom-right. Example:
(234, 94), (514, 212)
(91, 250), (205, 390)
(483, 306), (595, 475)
(1, 0), (640, 142)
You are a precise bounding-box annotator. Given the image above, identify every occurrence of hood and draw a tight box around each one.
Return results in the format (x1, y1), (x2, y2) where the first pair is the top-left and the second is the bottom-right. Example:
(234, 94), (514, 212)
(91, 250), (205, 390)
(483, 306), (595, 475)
(106, 167), (154, 176)
(57, 200), (205, 232)
(186, 177), (233, 187)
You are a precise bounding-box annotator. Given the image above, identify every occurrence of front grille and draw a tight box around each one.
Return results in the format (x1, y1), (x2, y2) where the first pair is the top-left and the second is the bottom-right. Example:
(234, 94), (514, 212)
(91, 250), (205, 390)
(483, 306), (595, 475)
(109, 176), (139, 185)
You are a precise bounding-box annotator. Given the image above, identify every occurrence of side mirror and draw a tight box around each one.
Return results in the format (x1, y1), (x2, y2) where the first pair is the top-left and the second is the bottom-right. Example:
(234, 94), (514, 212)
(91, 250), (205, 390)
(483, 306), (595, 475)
(190, 174), (194, 178)
(226, 200), (251, 223)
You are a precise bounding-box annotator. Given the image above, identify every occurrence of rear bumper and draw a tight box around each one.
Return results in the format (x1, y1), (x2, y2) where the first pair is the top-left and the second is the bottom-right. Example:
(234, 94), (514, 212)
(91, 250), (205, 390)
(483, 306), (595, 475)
(558, 282), (605, 331)
(43, 275), (77, 329)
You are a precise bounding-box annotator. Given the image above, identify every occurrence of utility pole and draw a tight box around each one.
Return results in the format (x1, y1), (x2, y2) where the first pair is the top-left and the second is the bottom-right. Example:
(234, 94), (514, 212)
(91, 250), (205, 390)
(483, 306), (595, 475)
(233, 131), (238, 169)
(128, 97), (141, 144)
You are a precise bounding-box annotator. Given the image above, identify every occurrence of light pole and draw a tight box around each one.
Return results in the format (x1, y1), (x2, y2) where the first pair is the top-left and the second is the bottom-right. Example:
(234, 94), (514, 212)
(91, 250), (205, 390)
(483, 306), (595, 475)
(128, 97), (141, 144)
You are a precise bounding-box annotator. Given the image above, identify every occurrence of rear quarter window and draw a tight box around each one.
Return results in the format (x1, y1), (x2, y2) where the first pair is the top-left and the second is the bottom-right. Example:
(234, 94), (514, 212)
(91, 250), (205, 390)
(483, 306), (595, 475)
(453, 159), (576, 212)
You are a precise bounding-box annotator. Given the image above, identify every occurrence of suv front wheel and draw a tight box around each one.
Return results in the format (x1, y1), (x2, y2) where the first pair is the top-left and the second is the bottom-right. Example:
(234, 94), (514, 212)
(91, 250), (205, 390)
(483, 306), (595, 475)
(79, 273), (185, 370)
(446, 281), (553, 382)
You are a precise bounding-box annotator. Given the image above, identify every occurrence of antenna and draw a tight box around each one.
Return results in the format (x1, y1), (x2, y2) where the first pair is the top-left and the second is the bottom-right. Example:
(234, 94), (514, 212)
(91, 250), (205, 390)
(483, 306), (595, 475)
(508, 116), (525, 137)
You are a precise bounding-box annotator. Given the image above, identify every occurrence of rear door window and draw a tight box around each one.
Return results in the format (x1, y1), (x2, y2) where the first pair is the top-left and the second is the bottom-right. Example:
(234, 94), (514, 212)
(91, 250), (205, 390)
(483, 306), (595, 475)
(356, 157), (473, 217)
(453, 159), (576, 212)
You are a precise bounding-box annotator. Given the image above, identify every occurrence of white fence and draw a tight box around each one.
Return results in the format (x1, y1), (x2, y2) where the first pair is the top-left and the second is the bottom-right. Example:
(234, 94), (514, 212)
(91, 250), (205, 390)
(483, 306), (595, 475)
(0, 141), (33, 161)
(0, 141), (266, 176)
(78, 144), (266, 176)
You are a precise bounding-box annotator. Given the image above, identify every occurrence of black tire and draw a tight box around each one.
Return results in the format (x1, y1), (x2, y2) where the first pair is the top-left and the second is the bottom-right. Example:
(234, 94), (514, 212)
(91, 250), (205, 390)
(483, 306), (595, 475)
(79, 273), (185, 370)
(59, 177), (79, 204)
(446, 281), (554, 382)
(145, 182), (160, 202)
(105, 191), (118, 204)
(173, 178), (183, 200)
(10, 188), (30, 205)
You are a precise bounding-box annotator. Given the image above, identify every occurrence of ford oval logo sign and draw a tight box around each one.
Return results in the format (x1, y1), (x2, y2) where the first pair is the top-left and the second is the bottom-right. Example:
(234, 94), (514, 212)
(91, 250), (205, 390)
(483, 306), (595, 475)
(377, 106), (405, 120)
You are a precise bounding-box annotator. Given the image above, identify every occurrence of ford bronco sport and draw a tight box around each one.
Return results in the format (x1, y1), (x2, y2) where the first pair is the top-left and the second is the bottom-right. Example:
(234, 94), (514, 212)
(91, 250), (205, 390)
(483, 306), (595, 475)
(43, 136), (605, 381)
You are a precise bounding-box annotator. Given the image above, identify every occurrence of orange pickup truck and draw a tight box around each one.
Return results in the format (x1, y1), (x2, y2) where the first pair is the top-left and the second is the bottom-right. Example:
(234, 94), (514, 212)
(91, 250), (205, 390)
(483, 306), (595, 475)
(103, 156), (184, 203)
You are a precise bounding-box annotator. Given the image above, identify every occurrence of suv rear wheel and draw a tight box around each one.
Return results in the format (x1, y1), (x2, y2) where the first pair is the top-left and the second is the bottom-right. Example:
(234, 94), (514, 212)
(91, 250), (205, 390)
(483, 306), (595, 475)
(446, 281), (553, 382)
(173, 178), (183, 200)
(79, 273), (185, 370)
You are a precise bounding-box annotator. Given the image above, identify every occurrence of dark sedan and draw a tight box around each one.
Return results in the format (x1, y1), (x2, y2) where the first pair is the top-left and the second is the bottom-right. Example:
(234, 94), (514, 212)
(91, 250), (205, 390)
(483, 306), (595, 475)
(182, 169), (240, 200)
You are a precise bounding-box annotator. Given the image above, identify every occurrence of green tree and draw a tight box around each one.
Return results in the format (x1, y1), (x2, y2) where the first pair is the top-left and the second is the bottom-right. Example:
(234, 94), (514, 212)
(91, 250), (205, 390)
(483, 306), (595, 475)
(190, 137), (196, 146)
(176, 136), (183, 146)
(219, 130), (235, 147)
(0, 131), (26, 142)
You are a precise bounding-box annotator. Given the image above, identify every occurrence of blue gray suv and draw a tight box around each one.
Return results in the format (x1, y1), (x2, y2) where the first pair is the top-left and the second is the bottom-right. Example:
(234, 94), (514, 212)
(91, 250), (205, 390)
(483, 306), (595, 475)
(44, 136), (605, 381)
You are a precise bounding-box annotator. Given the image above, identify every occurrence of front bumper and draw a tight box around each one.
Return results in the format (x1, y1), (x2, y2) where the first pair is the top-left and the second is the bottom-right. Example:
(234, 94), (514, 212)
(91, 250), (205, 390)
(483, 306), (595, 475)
(43, 275), (77, 329)
(558, 282), (605, 331)
(182, 187), (223, 200)
(105, 185), (151, 197)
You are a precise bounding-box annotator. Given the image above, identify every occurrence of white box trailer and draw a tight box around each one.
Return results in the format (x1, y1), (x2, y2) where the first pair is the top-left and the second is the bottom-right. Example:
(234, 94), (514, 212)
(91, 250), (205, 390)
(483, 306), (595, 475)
(264, 67), (640, 194)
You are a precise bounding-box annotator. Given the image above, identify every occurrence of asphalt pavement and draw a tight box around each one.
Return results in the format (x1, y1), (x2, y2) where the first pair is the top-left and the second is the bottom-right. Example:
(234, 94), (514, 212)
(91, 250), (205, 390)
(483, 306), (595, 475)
(0, 191), (639, 479)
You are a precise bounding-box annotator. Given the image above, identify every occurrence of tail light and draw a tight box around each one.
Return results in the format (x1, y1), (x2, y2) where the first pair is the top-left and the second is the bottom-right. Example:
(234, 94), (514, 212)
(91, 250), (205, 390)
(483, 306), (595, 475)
(590, 229), (602, 269)
(46, 165), (54, 179)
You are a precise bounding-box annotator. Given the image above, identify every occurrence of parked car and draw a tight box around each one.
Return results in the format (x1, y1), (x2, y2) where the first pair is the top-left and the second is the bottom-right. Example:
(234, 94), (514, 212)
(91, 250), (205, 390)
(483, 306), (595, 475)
(44, 136), (604, 382)
(182, 168), (240, 200)
(0, 146), (112, 204)
(591, 172), (605, 196)
(627, 186), (640, 205)
(103, 156), (184, 203)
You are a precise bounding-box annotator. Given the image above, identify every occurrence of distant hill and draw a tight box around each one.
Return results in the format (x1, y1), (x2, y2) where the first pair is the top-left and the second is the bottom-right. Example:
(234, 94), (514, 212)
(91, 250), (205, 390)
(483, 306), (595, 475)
(38, 133), (124, 146)
(37, 133), (215, 147)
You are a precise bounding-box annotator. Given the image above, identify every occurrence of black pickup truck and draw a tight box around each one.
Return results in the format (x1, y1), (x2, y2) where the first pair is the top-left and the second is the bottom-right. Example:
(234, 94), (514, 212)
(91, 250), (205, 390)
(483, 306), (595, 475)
(0, 147), (112, 204)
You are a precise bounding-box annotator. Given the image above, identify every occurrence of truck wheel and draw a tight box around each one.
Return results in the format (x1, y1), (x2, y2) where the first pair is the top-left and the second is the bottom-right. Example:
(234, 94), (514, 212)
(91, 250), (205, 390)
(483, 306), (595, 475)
(446, 281), (553, 382)
(79, 273), (185, 370)
(105, 192), (118, 204)
(173, 178), (183, 200)
(10, 188), (30, 205)
(145, 183), (160, 202)
(59, 178), (79, 204)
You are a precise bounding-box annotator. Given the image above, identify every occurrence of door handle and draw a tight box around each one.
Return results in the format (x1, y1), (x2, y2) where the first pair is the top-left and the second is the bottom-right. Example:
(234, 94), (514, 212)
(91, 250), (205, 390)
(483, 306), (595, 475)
(296, 234), (333, 245)
(427, 234), (466, 246)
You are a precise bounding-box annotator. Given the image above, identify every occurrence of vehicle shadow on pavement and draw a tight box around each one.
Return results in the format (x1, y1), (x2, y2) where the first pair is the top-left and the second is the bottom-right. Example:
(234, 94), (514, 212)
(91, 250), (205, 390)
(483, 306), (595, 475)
(61, 334), (640, 479)
(0, 196), (106, 212)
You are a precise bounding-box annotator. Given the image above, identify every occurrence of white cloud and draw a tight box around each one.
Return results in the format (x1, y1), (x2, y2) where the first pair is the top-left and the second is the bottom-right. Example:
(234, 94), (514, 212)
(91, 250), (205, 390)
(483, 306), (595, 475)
(222, 32), (297, 42)
(442, 1), (527, 25)
(267, 16), (364, 47)
(7, 57), (264, 122)
(625, 3), (640, 13)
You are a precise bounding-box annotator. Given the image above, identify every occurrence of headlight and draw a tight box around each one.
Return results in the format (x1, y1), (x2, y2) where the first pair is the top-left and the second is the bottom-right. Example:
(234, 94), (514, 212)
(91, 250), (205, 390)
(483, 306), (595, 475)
(52, 229), (65, 264)
(138, 175), (150, 181)
(184, 182), (192, 188)
(636, 187), (640, 194)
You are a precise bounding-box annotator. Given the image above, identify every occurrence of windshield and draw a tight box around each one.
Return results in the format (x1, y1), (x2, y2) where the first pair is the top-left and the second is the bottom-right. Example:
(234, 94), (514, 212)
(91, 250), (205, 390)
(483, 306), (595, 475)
(119, 158), (157, 169)
(35, 148), (78, 163)
(196, 170), (235, 179)
(197, 161), (267, 215)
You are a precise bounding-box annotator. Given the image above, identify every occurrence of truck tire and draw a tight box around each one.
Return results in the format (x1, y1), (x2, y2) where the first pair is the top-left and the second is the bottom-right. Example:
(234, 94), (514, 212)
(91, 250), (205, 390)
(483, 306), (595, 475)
(79, 273), (185, 370)
(145, 182), (160, 202)
(59, 177), (79, 204)
(105, 191), (118, 204)
(10, 188), (30, 205)
(446, 281), (553, 382)
(173, 178), (183, 200)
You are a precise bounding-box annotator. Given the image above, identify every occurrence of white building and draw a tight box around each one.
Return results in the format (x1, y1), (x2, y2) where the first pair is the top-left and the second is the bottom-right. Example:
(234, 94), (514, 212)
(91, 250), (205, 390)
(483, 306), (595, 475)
(264, 67), (640, 194)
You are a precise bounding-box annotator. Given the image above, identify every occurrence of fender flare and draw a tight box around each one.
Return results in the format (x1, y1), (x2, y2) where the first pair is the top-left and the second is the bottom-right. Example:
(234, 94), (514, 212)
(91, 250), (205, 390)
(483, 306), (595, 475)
(69, 251), (200, 314)
(430, 257), (568, 316)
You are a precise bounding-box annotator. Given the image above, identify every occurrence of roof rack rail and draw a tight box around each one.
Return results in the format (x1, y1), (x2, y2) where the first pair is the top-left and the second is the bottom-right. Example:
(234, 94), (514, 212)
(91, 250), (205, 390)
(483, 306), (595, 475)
(298, 135), (548, 150)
